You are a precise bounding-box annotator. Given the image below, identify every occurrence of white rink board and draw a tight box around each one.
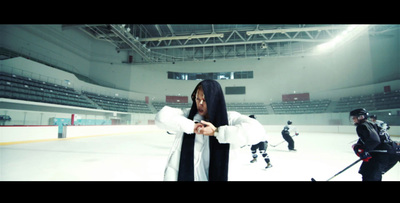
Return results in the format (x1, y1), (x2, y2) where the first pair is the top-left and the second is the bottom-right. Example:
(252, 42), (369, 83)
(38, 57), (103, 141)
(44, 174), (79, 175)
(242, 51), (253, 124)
(0, 126), (58, 143)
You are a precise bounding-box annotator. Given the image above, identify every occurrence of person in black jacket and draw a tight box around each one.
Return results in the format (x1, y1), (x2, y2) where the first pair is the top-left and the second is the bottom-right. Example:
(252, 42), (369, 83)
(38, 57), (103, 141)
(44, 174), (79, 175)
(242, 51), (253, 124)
(350, 108), (398, 181)
(281, 120), (298, 151)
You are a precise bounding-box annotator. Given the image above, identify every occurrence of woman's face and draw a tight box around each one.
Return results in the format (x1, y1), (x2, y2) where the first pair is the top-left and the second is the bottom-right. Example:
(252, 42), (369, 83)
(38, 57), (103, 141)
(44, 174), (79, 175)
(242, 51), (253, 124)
(196, 87), (208, 118)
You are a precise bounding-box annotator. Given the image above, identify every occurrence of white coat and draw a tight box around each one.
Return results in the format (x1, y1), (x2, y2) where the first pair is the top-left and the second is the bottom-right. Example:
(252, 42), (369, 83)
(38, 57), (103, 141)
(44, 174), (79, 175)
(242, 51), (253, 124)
(155, 106), (267, 181)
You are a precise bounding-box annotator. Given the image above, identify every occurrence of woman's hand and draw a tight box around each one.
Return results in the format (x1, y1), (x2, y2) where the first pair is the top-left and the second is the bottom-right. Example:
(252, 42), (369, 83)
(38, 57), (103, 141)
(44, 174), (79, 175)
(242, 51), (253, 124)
(194, 122), (204, 134)
(194, 120), (217, 136)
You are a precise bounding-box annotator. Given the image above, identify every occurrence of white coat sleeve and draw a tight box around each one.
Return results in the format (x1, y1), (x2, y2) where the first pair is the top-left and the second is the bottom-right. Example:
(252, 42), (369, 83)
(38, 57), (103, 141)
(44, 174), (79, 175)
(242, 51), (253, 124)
(155, 106), (195, 134)
(214, 111), (266, 148)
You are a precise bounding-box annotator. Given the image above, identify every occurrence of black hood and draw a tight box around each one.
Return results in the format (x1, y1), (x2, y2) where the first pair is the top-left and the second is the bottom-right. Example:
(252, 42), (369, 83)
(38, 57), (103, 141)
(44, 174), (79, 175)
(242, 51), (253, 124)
(187, 79), (228, 127)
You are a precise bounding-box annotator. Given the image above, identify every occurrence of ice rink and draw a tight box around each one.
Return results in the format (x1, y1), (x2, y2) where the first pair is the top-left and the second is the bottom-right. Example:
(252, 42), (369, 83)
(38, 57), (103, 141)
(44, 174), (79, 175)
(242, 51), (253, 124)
(1, 127), (399, 181)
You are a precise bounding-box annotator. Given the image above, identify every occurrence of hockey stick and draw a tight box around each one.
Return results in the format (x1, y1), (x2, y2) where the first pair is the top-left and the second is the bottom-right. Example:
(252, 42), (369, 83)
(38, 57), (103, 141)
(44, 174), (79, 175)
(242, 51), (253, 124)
(270, 135), (296, 147)
(311, 159), (362, 182)
(348, 138), (358, 144)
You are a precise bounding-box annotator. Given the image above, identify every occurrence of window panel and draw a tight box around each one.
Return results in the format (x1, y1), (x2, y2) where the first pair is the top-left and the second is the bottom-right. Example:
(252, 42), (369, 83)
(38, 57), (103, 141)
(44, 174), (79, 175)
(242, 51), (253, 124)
(167, 71), (253, 80)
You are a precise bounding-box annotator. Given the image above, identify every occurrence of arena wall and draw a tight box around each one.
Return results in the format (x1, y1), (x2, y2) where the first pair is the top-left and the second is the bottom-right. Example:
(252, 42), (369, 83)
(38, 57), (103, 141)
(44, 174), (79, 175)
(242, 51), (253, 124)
(1, 25), (399, 104)
(1, 25), (399, 140)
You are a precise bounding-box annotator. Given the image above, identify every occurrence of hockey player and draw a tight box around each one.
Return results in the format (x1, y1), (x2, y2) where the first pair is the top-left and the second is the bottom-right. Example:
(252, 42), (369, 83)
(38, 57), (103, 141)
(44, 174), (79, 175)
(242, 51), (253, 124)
(369, 114), (390, 132)
(350, 108), (399, 181)
(281, 120), (299, 151)
(369, 114), (392, 149)
(369, 114), (399, 175)
(248, 115), (272, 169)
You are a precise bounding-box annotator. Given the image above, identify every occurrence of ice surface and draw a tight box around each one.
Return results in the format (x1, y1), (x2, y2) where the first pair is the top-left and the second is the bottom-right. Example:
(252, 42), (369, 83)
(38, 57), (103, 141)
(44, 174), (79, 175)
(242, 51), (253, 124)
(0, 128), (399, 181)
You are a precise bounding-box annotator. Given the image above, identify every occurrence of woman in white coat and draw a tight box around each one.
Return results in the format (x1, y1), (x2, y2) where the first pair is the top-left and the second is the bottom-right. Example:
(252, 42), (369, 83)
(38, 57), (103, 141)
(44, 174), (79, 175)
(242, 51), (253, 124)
(155, 79), (267, 181)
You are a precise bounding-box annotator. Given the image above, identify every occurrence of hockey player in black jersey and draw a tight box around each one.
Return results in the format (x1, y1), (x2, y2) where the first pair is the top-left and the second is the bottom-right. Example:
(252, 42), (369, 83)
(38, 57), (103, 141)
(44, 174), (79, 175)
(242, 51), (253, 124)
(281, 120), (299, 151)
(350, 108), (399, 181)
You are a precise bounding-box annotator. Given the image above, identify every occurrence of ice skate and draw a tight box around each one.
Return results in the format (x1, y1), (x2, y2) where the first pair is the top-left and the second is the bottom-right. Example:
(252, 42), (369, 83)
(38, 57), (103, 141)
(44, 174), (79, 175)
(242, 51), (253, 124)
(265, 163), (273, 169)
(250, 158), (257, 163)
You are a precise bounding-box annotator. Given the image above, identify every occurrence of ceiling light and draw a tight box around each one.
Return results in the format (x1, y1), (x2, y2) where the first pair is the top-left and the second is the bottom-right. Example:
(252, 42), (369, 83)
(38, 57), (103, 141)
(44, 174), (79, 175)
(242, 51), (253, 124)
(139, 33), (224, 42)
(261, 42), (267, 49)
(246, 26), (343, 35)
(315, 25), (369, 53)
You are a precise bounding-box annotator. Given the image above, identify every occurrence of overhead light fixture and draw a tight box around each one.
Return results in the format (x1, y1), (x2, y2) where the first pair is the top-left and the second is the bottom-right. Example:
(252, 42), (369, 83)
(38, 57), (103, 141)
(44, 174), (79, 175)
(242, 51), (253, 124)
(315, 24), (369, 53)
(246, 26), (343, 35)
(260, 42), (267, 49)
(139, 33), (224, 42)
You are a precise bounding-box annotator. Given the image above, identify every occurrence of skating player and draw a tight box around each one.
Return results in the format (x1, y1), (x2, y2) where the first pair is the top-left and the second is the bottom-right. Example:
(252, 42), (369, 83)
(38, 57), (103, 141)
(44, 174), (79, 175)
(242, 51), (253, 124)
(369, 114), (390, 132)
(369, 114), (392, 149)
(350, 108), (399, 181)
(248, 115), (273, 169)
(281, 120), (299, 151)
(369, 114), (399, 175)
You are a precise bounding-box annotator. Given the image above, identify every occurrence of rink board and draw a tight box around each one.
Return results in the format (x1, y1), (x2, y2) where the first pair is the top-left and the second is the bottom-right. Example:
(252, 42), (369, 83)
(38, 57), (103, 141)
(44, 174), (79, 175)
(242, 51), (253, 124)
(0, 125), (58, 144)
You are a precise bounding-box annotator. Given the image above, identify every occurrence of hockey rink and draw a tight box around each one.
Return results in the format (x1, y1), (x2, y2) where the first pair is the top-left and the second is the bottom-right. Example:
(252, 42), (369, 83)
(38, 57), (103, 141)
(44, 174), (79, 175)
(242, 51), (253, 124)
(1, 127), (399, 181)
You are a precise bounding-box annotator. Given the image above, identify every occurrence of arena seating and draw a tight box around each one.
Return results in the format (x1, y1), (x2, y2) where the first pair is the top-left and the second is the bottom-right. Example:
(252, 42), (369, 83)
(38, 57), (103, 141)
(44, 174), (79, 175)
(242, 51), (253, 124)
(82, 91), (153, 113)
(270, 99), (331, 114)
(226, 102), (269, 115)
(0, 71), (96, 109)
(153, 101), (269, 115)
(2, 71), (398, 116)
(375, 90), (400, 110)
(334, 89), (400, 112)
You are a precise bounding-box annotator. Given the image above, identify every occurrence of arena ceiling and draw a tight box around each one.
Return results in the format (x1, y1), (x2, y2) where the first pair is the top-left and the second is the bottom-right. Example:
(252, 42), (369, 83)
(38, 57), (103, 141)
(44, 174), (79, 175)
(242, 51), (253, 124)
(62, 24), (399, 64)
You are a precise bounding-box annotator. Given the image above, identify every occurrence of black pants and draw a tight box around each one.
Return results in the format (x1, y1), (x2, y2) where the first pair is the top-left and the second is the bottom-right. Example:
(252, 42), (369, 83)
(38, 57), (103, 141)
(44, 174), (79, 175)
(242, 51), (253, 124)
(359, 152), (399, 181)
(282, 134), (294, 150)
(250, 141), (270, 164)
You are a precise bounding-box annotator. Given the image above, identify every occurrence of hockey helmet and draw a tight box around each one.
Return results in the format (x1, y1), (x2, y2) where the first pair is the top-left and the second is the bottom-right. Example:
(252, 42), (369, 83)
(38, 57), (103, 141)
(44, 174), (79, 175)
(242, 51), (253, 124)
(349, 108), (369, 124)
(370, 114), (377, 119)
(287, 120), (292, 125)
(249, 115), (256, 119)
